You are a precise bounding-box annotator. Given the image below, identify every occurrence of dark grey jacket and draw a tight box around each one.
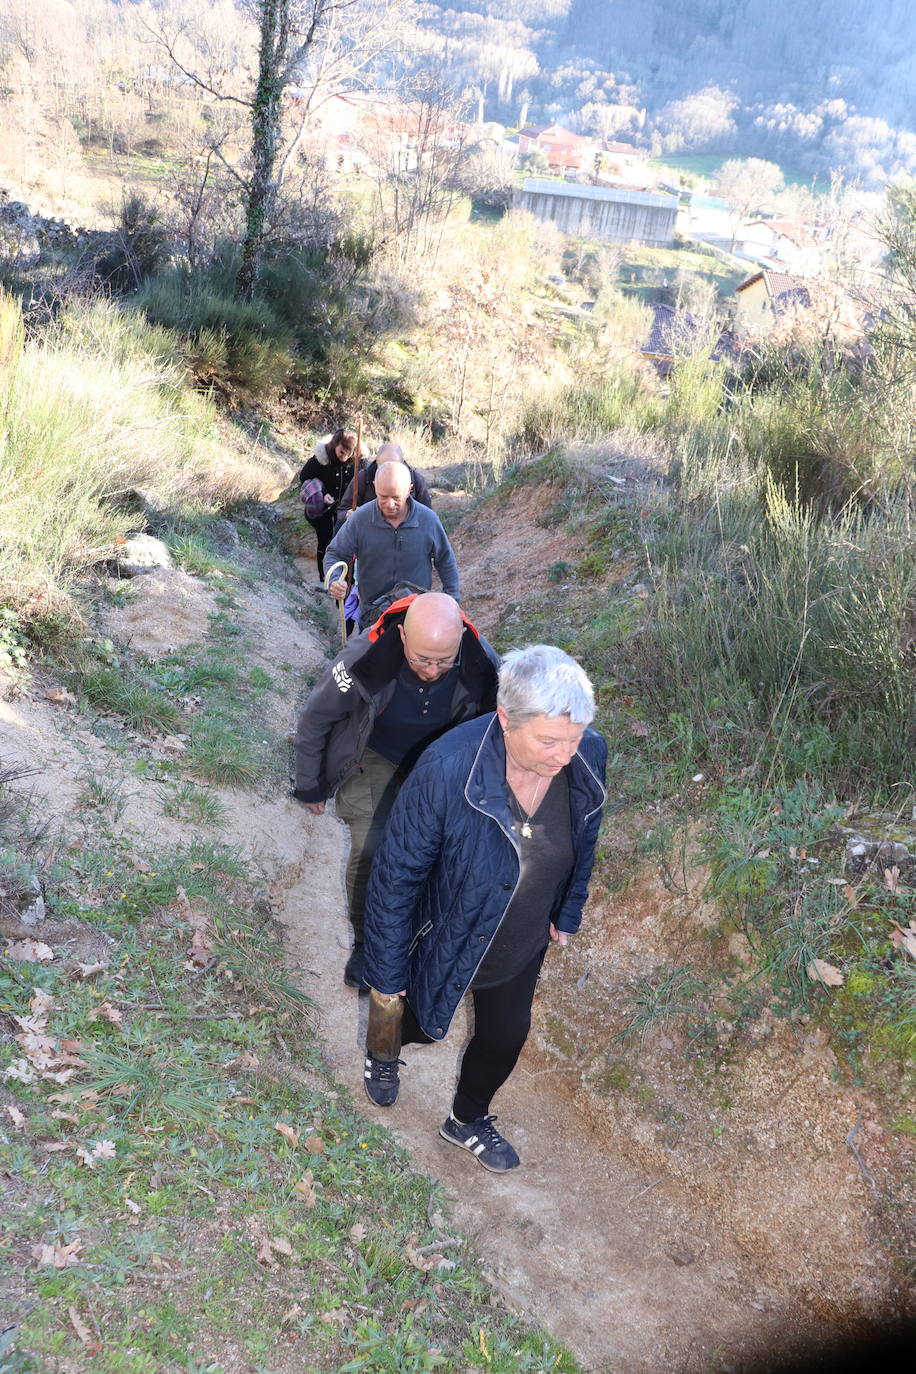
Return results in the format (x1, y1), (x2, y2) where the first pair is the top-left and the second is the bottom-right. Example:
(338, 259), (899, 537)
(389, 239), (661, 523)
(322, 498), (459, 613)
(292, 599), (498, 805)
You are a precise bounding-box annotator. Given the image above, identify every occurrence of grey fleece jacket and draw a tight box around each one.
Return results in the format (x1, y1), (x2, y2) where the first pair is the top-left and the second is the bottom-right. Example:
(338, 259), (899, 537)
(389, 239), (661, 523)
(322, 497), (460, 610)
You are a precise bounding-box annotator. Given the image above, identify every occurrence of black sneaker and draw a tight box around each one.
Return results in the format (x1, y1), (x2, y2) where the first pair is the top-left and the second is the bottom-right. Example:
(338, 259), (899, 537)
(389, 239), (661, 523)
(438, 1114), (520, 1172)
(343, 944), (365, 989)
(363, 1054), (404, 1107)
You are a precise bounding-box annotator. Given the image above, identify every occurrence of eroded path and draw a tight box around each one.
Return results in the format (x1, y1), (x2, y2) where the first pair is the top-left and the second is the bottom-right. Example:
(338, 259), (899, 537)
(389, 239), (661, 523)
(277, 836), (818, 1373)
(0, 502), (828, 1373)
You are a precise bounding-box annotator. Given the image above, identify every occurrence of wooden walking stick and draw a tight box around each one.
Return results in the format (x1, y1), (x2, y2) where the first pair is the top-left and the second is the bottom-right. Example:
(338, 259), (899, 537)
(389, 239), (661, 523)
(345, 417), (362, 587)
(324, 560), (349, 648)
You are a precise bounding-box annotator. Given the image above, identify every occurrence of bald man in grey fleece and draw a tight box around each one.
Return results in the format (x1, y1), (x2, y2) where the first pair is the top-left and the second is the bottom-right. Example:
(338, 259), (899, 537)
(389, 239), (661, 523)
(323, 461), (459, 624)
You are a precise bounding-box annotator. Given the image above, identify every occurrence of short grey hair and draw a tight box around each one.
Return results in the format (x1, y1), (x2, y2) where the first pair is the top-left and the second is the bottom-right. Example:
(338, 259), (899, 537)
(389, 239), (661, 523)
(497, 645), (595, 726)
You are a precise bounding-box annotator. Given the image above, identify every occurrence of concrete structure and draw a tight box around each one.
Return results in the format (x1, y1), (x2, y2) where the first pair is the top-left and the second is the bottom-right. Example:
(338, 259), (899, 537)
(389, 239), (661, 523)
(515, 179), (677, 245)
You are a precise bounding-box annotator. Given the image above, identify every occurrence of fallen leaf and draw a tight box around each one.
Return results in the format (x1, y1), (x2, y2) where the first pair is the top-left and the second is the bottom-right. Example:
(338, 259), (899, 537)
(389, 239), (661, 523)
(305, 1134), (325, 1156)
(890, 923), (916, 960)
(44, 686), (76, 706)
(161, 736), (187, 755)
(269, 1236), (293, 1258)
(281, 1304), (303, 1324)
(294, 1173), (317, 1207)
(76, 961), (107, 979)
(255, 1238), (275, 1268)
(753, 847), (771, 859)
(349, 1223), (367, 1243)
(5, 1104), (26, 1128)
(51, 1110), (79, 1125)
(884, 865), (901, 894)
(629, 720), (650, 738)
(68, 1307), (92, 1345)
(74, 1139), (116, 1169)
(275, 1121), (300, 1148)
(88, 1001), (123, 1026)
(30, 989), (55, 1020)
(5, 940), (54, 963)
(806, 958), (844, 987)
(3, 1059), (36, 1083)
(124, 1198), (141, 1215)
(31, 1237), (83, 1269)
(236, 1051), (259, 1069)
(129, 857), (153, 874)
(405, 1234), (440, 1272)
(320, 1308), (349, 1326)
(43, 1069), (77, 1084)
(41, 1141), (73, 1153)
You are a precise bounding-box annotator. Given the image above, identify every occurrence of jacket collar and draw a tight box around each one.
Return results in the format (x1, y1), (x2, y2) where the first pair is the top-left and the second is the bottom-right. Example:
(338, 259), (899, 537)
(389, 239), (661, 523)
(350, 610), (489, 699)
(464, 715), (605, 823)
(368, 496), (418, 529)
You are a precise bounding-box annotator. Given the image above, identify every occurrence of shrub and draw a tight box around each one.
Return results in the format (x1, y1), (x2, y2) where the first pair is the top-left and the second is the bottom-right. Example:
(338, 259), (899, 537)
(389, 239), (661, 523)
(0, 291), (277, 609)
(137, 269), (294, 397)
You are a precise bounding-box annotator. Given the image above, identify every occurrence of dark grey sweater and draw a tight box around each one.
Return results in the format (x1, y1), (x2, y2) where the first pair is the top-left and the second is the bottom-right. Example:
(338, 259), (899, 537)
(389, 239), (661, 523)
(322, 497), (460, 610)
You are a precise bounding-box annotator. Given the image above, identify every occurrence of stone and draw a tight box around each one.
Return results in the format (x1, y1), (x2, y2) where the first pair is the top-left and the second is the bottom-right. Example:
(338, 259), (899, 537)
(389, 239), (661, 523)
(16, 874), (46, 927)
(109, 533), (174, 578)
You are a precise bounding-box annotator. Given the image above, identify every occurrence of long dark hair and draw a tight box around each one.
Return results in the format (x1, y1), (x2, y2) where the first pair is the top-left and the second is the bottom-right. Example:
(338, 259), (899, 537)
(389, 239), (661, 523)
(329, 428), (357, 461)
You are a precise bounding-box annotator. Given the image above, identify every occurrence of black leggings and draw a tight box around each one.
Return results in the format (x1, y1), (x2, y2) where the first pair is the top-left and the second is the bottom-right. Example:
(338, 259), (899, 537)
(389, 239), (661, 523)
(307, 509), (336, 578)
(401, 946), (547, 1123)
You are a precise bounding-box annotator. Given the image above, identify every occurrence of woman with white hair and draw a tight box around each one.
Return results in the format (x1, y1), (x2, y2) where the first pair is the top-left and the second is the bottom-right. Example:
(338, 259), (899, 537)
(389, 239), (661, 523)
(361, 645), (607, 1173)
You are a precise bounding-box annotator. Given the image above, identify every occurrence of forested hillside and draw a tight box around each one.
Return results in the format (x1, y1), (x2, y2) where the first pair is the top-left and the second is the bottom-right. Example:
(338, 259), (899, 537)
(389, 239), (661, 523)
(423, 0), (916, 182)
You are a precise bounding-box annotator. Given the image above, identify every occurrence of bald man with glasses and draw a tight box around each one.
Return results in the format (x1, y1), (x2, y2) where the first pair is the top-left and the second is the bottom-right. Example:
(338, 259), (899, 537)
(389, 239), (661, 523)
(292, 593), (498, 988)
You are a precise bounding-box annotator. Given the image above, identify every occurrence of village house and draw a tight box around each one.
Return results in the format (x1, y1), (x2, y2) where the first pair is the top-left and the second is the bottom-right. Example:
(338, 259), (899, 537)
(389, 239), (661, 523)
(734, 268), (869, 342)
(517, 124), (596, 176)
(736, 218), (822, 275)
(599, 140), (648, 186)
(734, 269), (813, 334)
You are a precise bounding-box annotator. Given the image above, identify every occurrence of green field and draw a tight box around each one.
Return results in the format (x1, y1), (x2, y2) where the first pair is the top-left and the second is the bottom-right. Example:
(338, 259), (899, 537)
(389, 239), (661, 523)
(648, 153), (827, 191)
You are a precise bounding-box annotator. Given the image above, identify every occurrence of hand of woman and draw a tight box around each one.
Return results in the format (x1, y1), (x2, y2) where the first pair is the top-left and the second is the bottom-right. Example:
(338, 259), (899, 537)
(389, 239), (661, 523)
(323, 493), (335, 505)
(549, 923), (569, 947)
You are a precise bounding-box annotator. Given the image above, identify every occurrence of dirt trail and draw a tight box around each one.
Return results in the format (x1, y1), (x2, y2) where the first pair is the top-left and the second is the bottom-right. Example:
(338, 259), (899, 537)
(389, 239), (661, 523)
(271, 536), (820, 1372)
(278, 853), (817, 1373)
(0, 511), (824, 1373)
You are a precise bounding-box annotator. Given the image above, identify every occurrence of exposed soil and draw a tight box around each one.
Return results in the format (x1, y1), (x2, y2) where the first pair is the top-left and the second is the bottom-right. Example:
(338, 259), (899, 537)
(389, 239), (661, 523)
(1, 482), (907, 1372)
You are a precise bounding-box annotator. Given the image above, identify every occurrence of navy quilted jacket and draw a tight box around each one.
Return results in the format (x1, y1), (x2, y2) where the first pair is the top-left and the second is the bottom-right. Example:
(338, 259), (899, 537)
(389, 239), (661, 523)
(363, 713), (607, 1039)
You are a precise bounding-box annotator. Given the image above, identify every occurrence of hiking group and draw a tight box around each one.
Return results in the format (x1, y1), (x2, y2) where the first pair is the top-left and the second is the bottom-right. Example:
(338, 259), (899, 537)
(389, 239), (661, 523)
(293, 430), (607, 1175)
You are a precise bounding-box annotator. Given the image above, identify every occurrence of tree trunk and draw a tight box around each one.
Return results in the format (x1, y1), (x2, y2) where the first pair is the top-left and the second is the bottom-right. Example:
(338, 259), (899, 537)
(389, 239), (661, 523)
(236, 0), (288, 300)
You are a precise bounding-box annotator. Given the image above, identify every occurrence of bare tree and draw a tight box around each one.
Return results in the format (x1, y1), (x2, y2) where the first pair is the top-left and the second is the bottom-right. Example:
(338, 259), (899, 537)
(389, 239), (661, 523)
(365, 72), (469, 270)
(140, 0), (413, 298)
(714, 157), (786, 252)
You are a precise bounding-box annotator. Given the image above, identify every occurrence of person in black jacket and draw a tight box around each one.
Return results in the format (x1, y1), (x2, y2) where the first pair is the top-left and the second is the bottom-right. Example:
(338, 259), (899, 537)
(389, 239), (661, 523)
(336, 442), (433, 528)
(291, 593), (499, 988)
(298, 428), (357, 579)
(361, 645), (606, 1174)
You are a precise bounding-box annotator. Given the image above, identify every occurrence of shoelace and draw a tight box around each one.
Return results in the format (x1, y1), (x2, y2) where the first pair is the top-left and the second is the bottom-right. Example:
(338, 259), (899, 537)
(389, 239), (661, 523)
(471, 1114), (505, 1147)
(370, 1057), (404, 1079)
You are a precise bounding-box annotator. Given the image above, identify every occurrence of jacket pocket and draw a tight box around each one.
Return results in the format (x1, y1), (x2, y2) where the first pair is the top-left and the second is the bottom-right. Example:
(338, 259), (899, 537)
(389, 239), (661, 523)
(408, 919), (433, 955)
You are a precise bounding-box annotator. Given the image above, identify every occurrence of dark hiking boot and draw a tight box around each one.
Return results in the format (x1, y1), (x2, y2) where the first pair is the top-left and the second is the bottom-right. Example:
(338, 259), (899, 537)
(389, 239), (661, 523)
(438, 1114), (520, 1173)
(343, 943), (365, 989)
(363, 1054), (404, 1107)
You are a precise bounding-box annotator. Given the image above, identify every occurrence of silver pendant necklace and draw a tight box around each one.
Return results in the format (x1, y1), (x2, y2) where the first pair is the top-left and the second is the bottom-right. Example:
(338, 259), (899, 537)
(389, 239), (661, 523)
(514, 776), (545, 838)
